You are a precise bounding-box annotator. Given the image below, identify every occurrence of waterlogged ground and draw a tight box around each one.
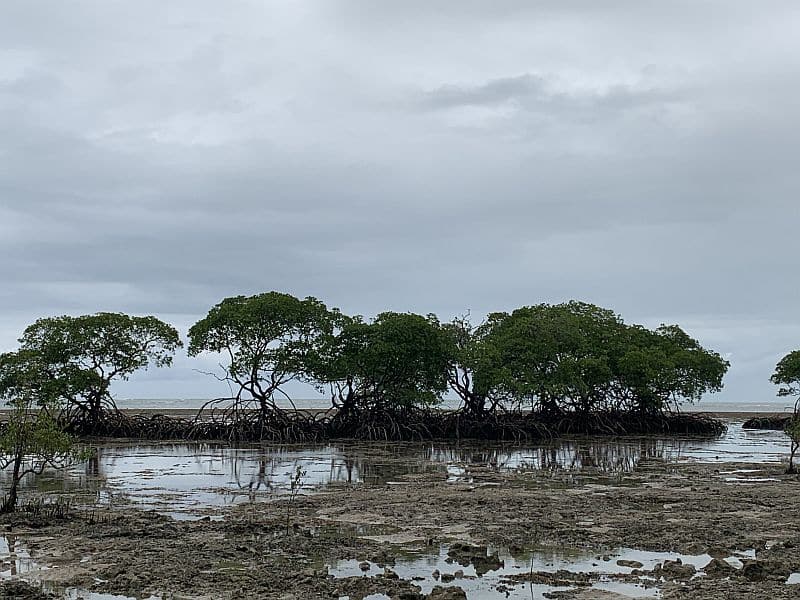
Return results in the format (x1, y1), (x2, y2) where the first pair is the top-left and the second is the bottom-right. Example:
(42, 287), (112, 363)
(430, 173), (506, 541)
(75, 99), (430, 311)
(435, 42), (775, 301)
(2, 423), (788, 520)
(1, 422), (799, 599)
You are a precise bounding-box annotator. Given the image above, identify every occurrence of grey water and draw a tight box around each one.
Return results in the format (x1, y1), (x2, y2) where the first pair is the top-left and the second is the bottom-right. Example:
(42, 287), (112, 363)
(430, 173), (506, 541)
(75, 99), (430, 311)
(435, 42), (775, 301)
(328, 543), (770, 599)
(0, 421), (789, 519)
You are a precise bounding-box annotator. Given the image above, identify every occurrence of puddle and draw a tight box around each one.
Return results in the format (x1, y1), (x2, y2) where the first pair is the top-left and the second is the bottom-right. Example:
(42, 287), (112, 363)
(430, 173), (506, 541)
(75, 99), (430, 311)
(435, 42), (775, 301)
(60, 591), (162, 600)
(722, 477), (780, 484)
(0, 422), (790, 519)
(329, 543), (767, 598)
(0, 535), (46, 578)
(326, 543), (753, 598)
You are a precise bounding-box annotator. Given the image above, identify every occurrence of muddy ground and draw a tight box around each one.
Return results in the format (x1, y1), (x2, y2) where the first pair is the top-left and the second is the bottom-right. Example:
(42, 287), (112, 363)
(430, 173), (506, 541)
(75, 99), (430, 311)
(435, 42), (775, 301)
(2, 457), (800, 599)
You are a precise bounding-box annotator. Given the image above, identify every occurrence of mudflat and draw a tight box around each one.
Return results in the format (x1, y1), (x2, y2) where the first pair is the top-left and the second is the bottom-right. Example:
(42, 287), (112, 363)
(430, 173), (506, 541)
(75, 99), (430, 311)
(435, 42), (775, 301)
(2, 454), (799, 599)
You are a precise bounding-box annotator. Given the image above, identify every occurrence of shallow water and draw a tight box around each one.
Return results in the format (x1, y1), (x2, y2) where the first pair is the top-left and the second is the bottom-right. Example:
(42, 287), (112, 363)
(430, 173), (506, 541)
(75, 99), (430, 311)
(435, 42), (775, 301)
(0, 535), (42, 579)
(328, 543), (759, 598)
(0, 422), (789, 519)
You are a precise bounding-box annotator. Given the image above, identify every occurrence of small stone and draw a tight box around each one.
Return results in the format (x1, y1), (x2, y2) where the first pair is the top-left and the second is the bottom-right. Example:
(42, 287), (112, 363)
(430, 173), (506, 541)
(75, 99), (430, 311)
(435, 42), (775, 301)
(741, 560), (766, 582)
(707, 547), (730, 559)
(654, 559), (696, 580)
(616, 559), (644, 569)
(705, 558), (736, 578)
(427, 586), (467, 600)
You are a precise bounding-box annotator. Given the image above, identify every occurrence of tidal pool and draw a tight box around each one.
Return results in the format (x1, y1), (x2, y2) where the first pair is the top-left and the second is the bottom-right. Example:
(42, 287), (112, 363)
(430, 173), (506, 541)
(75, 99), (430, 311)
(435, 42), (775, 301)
(328, 543), (759, 599)
(0, 422), (789, 519)
(0, 535), (43, 579)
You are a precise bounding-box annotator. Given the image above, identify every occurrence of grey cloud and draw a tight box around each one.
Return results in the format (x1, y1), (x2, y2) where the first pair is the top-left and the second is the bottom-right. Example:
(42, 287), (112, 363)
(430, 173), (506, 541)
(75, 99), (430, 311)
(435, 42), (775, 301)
(417, 73), (682, 119)
(420, 74), (550, 109)
(1, 1), (799, 402)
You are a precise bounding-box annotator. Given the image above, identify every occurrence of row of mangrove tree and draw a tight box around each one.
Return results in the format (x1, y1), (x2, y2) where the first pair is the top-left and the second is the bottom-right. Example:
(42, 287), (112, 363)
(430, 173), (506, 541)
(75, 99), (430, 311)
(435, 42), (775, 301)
(0, 292), (734, 442)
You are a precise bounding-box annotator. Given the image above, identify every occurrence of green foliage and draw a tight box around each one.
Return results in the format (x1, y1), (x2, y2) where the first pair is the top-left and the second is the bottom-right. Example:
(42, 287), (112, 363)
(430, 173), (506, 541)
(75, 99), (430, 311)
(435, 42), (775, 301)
(479, 301), (728, 414)
(785, 417), (800, 444)
(286, 465), (306, 534)
(771, 351), (800, 473)
(2, 313), (182, 424)
(479, 302), (621, 413)
(771, 350), (800, 398)
(784, 414), (800, 474)
(617, 324), (729, 412)
(313, 312), (451, 412)
(0, 351), (89, 513)
(0, 406), (75, 461)
(440, 314), (516, 415)
(188, 292), (340, 409)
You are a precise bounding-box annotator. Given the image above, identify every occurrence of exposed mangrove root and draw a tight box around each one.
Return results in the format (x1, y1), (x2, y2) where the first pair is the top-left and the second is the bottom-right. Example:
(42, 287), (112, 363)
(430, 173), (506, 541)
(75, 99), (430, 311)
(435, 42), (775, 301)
(62, 410), (194, 440)
(326, 406), (438, 441)
(440, 411), (552, 442)
(54, 406), (727, 443)
(743, 415), (791, 431)
(540, 410), (728, 437)
(185, 397), (327, 443)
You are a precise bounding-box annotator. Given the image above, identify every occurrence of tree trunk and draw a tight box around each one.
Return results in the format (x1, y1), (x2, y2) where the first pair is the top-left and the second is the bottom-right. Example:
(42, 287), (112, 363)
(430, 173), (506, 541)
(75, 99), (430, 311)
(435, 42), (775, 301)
(463, 391), (487, 418)
(540, 396), (560, 417)
(88, 392), (103, 429)
(1, 452), (23, 514)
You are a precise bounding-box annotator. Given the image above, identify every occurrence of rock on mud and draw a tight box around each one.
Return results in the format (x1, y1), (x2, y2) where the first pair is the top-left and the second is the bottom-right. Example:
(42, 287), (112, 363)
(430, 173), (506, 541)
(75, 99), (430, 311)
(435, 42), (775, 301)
(704, 558), (737, 578)
(446, 542), (503, 575)
(653, 558), (696, 580)
(739, 559), (790, 582)
(616, 559), (644, 569)
(426, 586), (467, 600)
(0, 582), (53, 599)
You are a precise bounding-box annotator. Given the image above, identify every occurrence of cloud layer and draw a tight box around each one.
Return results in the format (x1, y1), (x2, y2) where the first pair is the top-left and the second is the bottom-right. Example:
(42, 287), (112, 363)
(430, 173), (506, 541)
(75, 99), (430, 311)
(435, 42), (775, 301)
(2, 1), (799, 402)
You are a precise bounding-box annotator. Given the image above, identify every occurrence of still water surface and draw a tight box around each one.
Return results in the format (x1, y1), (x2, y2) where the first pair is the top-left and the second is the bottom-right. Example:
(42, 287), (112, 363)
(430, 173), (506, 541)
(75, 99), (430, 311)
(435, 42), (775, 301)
(2, 422), (788, 519)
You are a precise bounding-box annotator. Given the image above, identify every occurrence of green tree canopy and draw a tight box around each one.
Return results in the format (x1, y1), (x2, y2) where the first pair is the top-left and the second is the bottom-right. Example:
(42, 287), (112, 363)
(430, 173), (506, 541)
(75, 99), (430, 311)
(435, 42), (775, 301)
(479, 302), (622, 414)
(477, 301), (728, 414)
(1, 313), (181, 426)
(616, 324), (729, 412)
(312, 312), (451, 413)
(188, 292), (339, 413)
(771, 351), (800, 473)
(439, 314), (508, 416)
(771, 350), (800, 399)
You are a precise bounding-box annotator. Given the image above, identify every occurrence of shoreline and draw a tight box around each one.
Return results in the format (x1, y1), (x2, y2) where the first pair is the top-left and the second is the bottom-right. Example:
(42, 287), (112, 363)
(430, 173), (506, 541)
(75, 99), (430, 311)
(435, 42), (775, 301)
(0, 408), (782, 419)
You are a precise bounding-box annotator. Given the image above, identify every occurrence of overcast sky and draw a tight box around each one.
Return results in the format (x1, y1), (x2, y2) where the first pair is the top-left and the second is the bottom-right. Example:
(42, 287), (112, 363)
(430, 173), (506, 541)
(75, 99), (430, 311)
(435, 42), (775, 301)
(2, 1), (799, 404)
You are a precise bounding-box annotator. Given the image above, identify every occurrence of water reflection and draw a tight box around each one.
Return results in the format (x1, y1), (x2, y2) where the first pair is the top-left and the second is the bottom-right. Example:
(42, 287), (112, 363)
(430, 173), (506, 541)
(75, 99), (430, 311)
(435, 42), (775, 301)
(0, 423), (789, 518)
(0, 535), (43, 578)
(329, 543), (757, 598)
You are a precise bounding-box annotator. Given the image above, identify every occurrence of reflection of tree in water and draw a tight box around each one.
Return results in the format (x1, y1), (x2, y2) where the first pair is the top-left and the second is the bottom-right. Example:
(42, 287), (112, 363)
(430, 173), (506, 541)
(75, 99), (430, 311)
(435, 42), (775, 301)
(0, 445), (104, 504)
(219, 444), (435, 493)
(5, 534), (18, 576)
(423, 438), (693, 474)
(214, 446), (367, 497)
(0, 436), (702, 510)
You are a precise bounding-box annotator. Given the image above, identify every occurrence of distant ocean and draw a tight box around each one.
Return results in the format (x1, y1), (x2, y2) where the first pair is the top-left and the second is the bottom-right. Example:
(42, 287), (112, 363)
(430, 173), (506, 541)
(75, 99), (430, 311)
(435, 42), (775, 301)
(114, 398), (797, 414)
